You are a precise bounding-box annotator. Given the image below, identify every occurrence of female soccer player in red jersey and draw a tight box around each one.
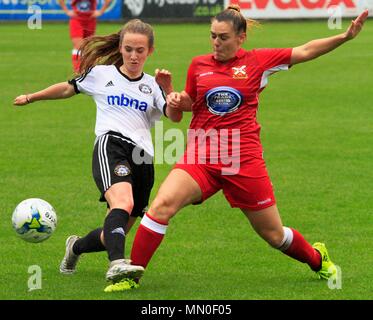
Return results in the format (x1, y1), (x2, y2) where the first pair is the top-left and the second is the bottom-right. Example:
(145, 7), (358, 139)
(127, 6), (369, 285)
(58, 0), (112, 73)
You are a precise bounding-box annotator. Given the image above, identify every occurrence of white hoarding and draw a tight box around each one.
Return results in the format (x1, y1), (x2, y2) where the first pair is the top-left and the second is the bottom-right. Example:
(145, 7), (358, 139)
(226, 0), (373, 18)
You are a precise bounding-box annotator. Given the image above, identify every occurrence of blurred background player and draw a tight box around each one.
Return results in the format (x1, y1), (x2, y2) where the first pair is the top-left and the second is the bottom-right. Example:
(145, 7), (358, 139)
(58, 0), (112, 73)
(14, 19), (183, 290)
(127, 7), (369, 285)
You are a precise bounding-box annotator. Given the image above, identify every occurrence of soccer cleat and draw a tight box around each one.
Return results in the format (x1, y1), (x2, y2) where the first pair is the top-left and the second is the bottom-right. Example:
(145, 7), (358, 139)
(312, 242), (337, 280)
(105, 259), (144, 283)
(104, 278), (139, 292)
(59, 235), (80, 274)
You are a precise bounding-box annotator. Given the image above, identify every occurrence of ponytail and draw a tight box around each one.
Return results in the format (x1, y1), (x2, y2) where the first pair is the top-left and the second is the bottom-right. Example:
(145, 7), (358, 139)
(79, 32), (122, 74)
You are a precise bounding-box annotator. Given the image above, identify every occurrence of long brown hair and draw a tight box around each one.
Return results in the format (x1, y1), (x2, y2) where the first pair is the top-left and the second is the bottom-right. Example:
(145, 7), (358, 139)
(78, 19), (155, 74)
(212, 5), (259, 34)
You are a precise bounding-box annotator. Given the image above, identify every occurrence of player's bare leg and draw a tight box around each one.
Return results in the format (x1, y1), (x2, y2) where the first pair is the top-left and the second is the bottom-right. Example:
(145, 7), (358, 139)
(130, 169), (202, 271)
(242, 205), (335, 278)
(71, 37), (83, 73)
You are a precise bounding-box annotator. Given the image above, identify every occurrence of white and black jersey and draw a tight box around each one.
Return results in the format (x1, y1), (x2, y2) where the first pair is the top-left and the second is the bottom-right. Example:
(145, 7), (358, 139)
(69, 65), (166, 212)
(69, 65), (166, 156)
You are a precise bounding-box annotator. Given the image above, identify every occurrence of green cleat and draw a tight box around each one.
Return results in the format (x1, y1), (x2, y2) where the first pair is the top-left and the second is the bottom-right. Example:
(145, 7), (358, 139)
(104, 278), (139, 292)
(312, 242), (337, 280)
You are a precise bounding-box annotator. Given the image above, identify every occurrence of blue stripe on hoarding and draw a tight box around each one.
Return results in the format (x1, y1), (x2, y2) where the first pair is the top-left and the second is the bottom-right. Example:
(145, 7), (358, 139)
(0, 0), (121, 20)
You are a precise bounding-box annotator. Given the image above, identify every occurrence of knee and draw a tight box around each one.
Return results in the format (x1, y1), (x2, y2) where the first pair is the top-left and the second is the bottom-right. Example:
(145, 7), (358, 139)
(261, 229), (285, 248)
(110, 197), (134, 214)
(149, 194), (178, 222)
(100, 230), (105, 246)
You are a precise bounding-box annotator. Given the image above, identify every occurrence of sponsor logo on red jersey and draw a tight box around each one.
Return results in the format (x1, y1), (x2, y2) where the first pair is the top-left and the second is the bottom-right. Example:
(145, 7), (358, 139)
(232, 65), (248, 79)
(72, 0), (96, 14)
(205, 86), (243, 116)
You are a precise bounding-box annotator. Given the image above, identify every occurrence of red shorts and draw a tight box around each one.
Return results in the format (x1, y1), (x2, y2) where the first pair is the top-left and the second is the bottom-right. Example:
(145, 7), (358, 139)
(69, 17), (96, 39)
(174, 153), (276, 211)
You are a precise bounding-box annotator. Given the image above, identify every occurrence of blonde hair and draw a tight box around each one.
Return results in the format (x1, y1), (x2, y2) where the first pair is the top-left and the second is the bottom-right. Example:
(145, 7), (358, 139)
(212, 5), (259, 34)
(78, 19), (154, 74)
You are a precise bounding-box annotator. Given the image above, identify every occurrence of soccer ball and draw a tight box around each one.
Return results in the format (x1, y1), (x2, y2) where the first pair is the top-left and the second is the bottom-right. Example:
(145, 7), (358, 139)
(12, 198), (57, 243)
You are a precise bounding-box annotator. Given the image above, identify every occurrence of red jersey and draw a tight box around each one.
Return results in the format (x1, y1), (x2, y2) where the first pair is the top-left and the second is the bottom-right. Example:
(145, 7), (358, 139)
(71, 0), (97, 18)
(184, 48), (292, 163)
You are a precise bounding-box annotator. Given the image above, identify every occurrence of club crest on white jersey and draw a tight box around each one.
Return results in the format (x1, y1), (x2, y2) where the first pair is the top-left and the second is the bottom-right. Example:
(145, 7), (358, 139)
(73, 65), (166, 156)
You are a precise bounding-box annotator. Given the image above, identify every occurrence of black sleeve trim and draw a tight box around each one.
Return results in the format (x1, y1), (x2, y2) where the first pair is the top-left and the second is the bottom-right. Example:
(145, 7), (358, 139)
(159, 85), (167, 100)
(76, 66), (93, 83)
(163, 103), (168, 118)
(68, 79), (80, 94)
(159, 85), (167, 117)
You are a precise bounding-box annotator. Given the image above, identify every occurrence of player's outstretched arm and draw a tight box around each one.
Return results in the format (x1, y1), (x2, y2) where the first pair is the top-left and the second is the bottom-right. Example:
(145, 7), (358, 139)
(291, 9), (368, 65)
(13, 82), (76, 106)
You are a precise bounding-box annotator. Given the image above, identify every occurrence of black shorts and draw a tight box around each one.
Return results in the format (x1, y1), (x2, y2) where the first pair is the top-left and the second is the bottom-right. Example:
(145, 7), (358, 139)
(92, 131), (154, 217)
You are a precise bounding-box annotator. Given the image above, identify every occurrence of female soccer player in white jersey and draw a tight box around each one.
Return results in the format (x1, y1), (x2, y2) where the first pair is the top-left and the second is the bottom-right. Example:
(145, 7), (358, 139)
(13, 19), (183, 289)
(127, 7), (368, 285)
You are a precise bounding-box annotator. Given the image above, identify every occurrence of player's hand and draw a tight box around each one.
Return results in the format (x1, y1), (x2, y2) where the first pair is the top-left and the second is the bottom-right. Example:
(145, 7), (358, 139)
(166, 92), (182, 110)
(155, 68), (172, 93)
(91, 10), (103, 18)
(13, 95), (29, 106)
(67, 10), (77, 18)
(345, 9), (368, 40)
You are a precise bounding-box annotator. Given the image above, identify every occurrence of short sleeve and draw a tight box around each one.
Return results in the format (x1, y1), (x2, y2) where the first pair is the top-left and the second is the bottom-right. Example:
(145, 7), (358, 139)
(254, 48), (292, 71)
(68, 67), (96, 96)
(184, 58), (198, 101)
(253, 48), (292, 89)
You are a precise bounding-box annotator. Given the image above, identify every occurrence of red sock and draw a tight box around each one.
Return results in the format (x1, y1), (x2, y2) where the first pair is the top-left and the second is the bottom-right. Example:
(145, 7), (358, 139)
(131, 213), (168, 268)
(283, 228), (321, 271)
(72, 49), (80, 73)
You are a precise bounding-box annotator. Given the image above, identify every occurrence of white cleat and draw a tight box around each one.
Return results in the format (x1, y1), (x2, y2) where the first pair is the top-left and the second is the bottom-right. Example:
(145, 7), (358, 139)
(59, 235), (80, 274)
(106, 259), (144, 283)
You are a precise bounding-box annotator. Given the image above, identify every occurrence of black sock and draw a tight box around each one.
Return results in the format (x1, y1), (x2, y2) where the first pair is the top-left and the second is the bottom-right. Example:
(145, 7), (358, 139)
(72, 227), (106, 255)
(103, 208), (129, 262)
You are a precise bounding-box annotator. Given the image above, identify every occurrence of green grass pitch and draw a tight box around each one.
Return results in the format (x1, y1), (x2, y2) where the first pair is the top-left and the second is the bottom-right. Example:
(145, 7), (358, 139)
(0, 19), (372, 300)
